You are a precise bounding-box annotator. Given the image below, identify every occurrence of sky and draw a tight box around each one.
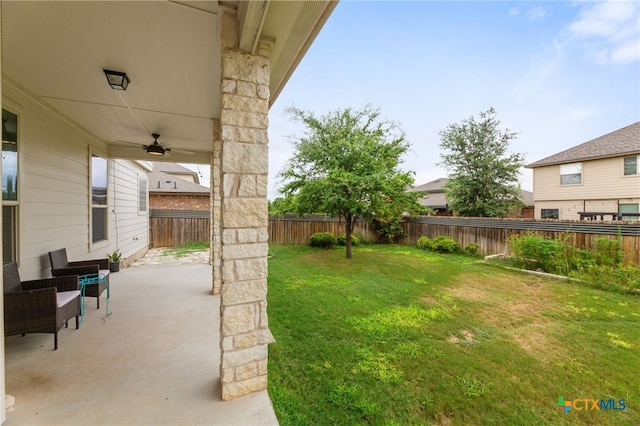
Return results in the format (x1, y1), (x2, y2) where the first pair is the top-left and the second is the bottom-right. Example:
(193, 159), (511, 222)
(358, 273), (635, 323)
(188, 0), (640, 199)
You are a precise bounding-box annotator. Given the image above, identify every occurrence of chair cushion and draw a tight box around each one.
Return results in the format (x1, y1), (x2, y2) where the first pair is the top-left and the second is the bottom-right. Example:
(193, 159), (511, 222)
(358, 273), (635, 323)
(99, 270), (110, 277)
(57, 290), (81, 308)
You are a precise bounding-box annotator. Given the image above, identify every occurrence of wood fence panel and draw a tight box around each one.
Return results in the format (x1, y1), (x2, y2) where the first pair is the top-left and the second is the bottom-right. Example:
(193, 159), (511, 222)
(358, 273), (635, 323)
(150, 217), (210, 247)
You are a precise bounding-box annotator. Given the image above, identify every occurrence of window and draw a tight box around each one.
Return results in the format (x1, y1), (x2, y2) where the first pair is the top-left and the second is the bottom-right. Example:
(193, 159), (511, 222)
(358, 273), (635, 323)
(623, 156), (639, 176)
(560, 163), (582, 185)
(91, 154), (108, 243)
(138, 176), (147, 212)
(541, 209), (559, 219)
(2, 109), (18, 264)
(619, 203), (639, 221)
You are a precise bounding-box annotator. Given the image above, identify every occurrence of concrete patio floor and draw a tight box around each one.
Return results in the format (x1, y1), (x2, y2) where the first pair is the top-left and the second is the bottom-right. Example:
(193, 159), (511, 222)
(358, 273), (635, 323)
(3, 260), (279, 425)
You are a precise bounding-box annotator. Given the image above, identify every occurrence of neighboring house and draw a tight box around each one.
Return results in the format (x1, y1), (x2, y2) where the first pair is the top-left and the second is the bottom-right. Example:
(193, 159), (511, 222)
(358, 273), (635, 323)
(149, 162), (210, 211)
(0, 0), (336, 412)
(526, 122), (640, 220)
(410, 177), (534, 218)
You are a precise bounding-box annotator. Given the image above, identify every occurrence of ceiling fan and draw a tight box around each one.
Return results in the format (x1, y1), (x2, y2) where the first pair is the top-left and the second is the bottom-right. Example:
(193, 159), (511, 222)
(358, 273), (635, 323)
(144, 133), (170, 156)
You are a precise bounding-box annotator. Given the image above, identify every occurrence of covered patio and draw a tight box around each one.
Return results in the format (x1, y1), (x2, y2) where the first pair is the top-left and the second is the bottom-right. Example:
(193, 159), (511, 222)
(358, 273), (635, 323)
(3, 262), (277, 425)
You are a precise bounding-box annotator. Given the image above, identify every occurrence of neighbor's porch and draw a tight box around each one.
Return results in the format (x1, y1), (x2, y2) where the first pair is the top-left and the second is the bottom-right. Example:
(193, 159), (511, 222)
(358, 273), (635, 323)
(3, 262), (278, 425)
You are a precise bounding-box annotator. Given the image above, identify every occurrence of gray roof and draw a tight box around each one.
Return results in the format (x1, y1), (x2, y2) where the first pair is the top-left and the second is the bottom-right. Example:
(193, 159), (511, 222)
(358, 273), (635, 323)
(526, 121), (640, 168)
(152, 162), (201, 184)
(412, 177), (533, 208)
(409, 178), (449, 193)
(149, 170), (209, 194)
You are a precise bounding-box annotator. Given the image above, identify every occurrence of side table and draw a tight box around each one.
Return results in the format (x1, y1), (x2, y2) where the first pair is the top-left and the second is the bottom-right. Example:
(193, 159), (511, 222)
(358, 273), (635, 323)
(78, 273), (111, 322)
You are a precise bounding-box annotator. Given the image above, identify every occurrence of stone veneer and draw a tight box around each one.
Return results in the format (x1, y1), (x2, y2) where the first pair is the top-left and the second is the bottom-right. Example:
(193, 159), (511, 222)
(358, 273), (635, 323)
(217, 11), (273, 400)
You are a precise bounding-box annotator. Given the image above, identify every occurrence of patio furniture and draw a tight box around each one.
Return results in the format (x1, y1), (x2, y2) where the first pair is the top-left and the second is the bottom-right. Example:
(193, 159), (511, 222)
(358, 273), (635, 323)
(78, 273), (111, 322)
(48, 248), (109, 309)
(3, 262), (80, 350)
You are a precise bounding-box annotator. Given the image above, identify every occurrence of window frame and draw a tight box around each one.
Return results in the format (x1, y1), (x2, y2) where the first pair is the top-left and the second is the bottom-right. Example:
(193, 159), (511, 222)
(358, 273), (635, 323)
(138, 175), (147, 214)
(90, 151), (109, 246)
(623, 155), (639, 176)
(2, 107), (20, 264)
(560, 162), (582, 185)
(540, 208), (559, 219)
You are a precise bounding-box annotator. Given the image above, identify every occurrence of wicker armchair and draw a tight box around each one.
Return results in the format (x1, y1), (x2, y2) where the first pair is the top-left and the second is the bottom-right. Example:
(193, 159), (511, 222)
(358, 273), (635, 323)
(48, 248), (109, 309)
(3, 262), (80, 350)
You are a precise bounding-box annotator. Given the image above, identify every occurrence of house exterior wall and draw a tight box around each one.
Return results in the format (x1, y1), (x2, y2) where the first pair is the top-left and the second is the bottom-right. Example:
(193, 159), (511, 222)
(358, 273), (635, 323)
(3, 82), (149, 280)
(532, 156), (640, 219)
(149, 193), (210, 211)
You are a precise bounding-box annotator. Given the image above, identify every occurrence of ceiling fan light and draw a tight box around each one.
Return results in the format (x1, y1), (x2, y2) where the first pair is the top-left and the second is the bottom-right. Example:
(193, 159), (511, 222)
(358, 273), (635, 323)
(104, 69), (130, 90)
(146, 143), (165, 156)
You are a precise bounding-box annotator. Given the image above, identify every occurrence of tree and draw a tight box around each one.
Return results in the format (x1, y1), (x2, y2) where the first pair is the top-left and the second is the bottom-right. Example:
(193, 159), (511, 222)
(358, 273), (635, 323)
(278, 105), (424, 258)
(438, 108), (525, 217)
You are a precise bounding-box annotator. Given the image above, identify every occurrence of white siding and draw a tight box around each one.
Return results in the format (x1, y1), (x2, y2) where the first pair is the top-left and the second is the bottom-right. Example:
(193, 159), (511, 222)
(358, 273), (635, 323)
(4, 83), (149, 280)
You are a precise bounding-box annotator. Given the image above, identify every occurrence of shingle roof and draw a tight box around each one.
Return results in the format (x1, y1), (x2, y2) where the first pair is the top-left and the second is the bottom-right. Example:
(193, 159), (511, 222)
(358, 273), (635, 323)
(526, 121), (640, 168)
(149, 170), (209, 194)
(412, 178), (533, 208)
(409, 178), (449, 193)
(152, 162), (201, 184)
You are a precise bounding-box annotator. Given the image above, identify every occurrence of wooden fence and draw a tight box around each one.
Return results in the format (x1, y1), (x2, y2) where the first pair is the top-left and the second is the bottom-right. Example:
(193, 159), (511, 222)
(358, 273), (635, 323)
(148, 212), (640, 265)
(268, 215), (377, 245)
(150, 211), (209, 247)
(269, 215), (640, 265)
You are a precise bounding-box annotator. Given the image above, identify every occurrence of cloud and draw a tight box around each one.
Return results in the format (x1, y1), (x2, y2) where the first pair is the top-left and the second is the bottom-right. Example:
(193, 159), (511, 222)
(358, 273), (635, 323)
(569, 0), (640, 64)
(525, 6), (548, 21)
(509, 7), (520, 17)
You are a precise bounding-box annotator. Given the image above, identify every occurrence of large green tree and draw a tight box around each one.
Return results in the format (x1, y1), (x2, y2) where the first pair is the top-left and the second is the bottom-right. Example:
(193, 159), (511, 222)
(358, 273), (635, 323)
(278, 105), (423, 258)
(438, 108), (525, 217)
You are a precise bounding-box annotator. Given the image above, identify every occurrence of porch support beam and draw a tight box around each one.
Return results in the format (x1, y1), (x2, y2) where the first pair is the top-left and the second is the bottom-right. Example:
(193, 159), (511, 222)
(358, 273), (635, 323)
(218, 9), (273, 400)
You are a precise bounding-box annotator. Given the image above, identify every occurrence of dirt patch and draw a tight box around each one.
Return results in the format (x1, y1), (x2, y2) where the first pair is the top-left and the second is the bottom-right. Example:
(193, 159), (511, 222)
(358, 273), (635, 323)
(448, 329), (474, 344)
(447, 272), (562, 360)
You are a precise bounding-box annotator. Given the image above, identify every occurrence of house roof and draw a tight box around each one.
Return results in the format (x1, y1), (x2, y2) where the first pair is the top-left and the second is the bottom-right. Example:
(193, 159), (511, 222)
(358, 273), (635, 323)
(152, 162), (200, 184)
(409, 178), (449, 193)
(412, 177), (533, 208)
(526, 121), (640, 168)
(149, 167), (209, 194)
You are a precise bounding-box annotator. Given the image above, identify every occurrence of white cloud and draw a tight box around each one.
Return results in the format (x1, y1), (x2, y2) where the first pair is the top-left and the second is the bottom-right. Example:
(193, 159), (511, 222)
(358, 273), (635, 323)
(569, 0), (640, 64)
(509, 7), (520, 16)
(525, 6), (548, 21)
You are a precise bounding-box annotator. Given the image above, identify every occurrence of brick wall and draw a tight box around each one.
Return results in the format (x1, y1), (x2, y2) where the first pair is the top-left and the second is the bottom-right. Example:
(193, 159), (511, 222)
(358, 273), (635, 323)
(150, 194), (210, 211)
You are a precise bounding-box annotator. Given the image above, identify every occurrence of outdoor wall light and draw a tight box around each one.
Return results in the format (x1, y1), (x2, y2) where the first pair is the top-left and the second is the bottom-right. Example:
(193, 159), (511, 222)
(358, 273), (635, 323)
(103, 69), (130, 90)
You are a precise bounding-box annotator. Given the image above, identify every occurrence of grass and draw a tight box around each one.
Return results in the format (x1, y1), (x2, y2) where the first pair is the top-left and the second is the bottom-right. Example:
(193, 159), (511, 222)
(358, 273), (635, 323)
(162, 241), (209, 257)
(267, 245), (640, 425)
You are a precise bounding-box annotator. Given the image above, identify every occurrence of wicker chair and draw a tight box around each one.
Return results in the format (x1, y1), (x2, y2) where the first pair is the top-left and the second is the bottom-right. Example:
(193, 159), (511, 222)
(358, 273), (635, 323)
(48, 248), (109, 309)
(3, 262), (80, 350)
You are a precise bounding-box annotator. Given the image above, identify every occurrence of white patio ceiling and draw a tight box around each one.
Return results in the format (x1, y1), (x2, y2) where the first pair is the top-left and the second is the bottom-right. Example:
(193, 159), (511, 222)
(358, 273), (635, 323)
(1, 1), (336, 164)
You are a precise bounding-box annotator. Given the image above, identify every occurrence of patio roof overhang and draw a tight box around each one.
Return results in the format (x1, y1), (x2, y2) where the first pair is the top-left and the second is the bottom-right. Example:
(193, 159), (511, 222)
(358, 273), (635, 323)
(1, 0), (337, 164)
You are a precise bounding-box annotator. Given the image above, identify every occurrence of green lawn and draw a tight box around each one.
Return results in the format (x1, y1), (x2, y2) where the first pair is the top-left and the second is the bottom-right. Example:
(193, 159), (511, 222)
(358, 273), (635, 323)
(267, 245), (640, 425)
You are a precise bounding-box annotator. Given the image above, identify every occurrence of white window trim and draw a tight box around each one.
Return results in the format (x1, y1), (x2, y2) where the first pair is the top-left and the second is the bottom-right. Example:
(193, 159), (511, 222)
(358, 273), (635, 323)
(89, 149), (109, 249)
(138, 174), (148, 214)
(560, 162), (582, 185)
(623, 155), (640, 176)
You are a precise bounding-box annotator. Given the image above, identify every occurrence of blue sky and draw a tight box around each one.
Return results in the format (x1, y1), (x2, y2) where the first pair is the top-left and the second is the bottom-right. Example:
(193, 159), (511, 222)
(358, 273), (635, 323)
(264, 0), (640, 199)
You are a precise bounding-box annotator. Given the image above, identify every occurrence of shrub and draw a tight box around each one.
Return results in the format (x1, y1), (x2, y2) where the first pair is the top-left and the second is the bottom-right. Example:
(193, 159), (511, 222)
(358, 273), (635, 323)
(309, 232), (338, 249)
(417, 236), (460, 253)
(464, 243), (480, 257)
(416, 236), (431, 250)
(430, 236), (460, 253)
(593, 237), (622, 267)
(337, 234), (360, 246)
(374, 217), (406, 244)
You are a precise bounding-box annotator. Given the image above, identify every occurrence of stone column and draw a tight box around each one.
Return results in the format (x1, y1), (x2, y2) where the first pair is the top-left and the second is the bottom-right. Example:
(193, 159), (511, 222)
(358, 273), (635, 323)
(211, 120), (222, 295)
(219, 36), (273, 400)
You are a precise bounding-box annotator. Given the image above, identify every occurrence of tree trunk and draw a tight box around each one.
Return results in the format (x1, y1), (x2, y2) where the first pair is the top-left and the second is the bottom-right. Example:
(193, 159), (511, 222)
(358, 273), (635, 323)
(345, 214), (353, 259)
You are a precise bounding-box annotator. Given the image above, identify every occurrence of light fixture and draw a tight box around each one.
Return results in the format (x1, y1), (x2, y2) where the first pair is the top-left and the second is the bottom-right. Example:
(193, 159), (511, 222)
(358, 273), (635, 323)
(144, 133), (167, 156)
(146, 141), (165, 156)
(103, 69), (130, 90)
